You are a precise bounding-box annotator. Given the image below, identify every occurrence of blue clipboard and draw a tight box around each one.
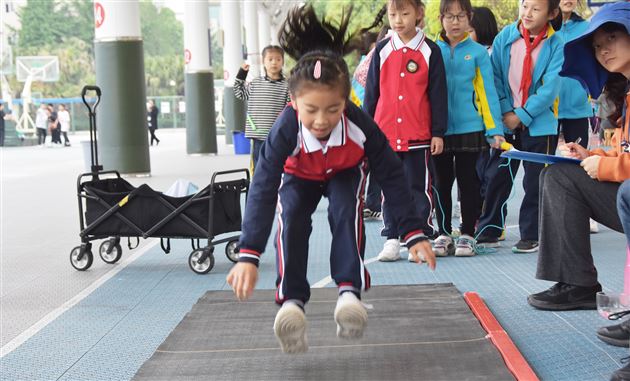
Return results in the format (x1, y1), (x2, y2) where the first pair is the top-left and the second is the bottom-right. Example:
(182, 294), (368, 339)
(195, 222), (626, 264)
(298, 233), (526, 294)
(500, 149), (582, 165)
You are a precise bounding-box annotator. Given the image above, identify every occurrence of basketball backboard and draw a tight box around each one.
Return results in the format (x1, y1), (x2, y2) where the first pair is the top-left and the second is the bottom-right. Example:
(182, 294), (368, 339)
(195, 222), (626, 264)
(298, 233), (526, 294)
(16, 56), (59, 82)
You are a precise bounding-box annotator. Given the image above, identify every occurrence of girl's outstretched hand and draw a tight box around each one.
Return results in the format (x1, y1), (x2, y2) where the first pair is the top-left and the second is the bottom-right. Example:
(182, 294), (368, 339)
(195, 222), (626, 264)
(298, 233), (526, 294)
(408, 240), (436, 270)
(227, 262), (259, 301)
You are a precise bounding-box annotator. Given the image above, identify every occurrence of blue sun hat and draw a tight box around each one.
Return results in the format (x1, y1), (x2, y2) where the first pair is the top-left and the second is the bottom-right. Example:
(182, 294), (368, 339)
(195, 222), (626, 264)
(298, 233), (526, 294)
(560, 2), (630, 98)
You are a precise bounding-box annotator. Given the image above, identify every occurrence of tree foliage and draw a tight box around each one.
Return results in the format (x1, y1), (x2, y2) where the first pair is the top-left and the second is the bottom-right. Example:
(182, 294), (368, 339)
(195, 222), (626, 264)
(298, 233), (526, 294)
(140, 2), (183, 57)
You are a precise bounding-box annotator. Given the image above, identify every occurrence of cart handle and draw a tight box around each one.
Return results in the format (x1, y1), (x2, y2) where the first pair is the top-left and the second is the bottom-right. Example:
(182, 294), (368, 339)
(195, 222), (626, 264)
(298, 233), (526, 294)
(81, 85), (102, 115)
(210, 169), (250, 187)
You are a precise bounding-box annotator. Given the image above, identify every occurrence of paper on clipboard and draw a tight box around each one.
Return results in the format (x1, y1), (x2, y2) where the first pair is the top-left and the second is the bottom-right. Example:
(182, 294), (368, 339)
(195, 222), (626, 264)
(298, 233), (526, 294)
(500, 149), (582, 165)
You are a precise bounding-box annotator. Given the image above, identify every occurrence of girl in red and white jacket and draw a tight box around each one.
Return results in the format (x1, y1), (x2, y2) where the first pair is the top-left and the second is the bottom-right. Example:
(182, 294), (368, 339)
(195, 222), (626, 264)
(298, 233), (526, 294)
(364, 0), (448, 262)
(226, 5), (436, 355)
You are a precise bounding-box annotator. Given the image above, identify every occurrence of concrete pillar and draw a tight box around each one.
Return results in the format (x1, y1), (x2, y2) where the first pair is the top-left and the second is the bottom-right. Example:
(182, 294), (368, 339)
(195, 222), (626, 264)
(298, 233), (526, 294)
(184, 0), (217, 154)
(270, 22), (279, 46)
(222, 0), (245, 144)
(94, 0), (149, 175)
(257, 7), (271, 52)
(243, 2), (261, 78)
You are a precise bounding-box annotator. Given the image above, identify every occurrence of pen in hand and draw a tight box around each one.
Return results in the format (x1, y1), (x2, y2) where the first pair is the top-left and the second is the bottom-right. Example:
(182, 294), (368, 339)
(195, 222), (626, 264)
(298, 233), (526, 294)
(570, 137), (582, 153)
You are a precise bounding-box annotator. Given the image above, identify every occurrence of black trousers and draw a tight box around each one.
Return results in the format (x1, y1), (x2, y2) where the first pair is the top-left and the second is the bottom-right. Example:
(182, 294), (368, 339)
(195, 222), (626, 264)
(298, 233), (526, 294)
(536, 164), (623, 286)
(476, 128), (558, 241)
(558, 118), (589, 148)
(149, 128), (159, 145)
(433, 151), (482, 236)
(37, 128), (47, 145)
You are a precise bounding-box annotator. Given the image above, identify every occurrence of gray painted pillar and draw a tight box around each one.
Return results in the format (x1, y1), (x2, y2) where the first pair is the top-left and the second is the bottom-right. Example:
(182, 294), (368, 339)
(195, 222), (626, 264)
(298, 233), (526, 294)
(258, 7), (271, 52)
(244, 2), (261, 78)
(221, 0), (245, 145)
(94, 0), (149, 175)
(184, 1), (216, 154)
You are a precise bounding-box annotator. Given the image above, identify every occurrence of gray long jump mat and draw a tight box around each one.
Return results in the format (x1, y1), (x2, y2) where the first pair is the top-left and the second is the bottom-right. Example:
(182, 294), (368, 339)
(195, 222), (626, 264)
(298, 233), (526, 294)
(134, 284), (516, 380)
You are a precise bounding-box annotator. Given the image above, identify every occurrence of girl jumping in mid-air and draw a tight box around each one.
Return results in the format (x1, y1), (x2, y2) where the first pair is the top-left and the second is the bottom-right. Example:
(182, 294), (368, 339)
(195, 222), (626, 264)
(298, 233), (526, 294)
(226, 5), (436, 354)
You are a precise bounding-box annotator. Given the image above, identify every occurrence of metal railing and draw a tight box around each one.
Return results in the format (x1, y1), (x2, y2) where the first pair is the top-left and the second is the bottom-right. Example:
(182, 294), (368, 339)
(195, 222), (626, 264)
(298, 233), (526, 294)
(5, 84), (227, 133)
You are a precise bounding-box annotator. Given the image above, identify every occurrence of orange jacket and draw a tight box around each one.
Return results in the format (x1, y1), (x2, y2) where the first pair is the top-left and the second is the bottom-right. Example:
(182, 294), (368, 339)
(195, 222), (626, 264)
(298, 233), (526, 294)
(590, 104), (630, 183)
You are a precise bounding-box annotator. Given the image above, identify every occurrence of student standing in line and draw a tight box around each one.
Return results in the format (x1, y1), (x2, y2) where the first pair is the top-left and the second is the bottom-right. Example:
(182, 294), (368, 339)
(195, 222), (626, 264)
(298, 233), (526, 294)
(234, 45), (290, 173)
(474, 0), (564, 253)
(433, 0), (505, 257)
(226, 5), (436, 354)
(470, 6), (502, 204)
(364, 0), (448, 262)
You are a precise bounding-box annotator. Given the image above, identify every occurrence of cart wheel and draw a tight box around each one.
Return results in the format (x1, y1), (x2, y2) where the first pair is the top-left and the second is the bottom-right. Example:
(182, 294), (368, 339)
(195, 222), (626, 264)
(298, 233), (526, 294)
(99, 240), (122, 264)
(70, 246), (93, 271)
(188, 248), (215, 274)
(225, 240), (240, 263)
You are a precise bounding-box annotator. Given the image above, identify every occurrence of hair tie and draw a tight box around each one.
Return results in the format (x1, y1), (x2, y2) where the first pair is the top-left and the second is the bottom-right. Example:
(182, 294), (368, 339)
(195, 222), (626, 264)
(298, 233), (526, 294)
(313, 60), (322, 79)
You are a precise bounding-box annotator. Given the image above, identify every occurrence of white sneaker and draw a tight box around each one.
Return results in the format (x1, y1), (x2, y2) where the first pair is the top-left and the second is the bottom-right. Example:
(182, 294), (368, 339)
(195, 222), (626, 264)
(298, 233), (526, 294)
(590, 219), (599, 234)
(455, 234), (476, 257)
(273, 302), (308, 354)
(433, 235), (454, 257)
(377, 239), (401, 262)
(334, 292), (367, 339)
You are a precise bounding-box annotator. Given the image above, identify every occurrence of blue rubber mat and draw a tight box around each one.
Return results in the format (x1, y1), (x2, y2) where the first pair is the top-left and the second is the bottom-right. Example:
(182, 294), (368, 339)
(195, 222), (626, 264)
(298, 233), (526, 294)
(1, 198), (627, 380)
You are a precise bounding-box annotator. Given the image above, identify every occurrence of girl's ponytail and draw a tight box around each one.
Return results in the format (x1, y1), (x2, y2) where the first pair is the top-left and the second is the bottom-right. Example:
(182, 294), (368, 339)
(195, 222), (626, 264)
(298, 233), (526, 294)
(279, 5), (354, 60)
(278, 5), (357, 98)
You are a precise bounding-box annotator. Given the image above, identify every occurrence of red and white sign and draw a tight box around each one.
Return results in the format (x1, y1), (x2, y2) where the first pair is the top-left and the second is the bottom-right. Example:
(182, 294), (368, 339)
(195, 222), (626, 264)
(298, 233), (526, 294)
(184, 49), (192, 64)
(94, 2), (105, 28)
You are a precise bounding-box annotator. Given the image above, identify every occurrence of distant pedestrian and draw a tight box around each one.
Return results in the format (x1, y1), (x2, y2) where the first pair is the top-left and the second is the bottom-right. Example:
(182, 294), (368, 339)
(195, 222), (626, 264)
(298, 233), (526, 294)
(35, 103), (49, 146)
(0, 103), (6, 147)
(147, 100), (160, 146)
(48, 104), (61, 146)
(57, 104), (71, 147)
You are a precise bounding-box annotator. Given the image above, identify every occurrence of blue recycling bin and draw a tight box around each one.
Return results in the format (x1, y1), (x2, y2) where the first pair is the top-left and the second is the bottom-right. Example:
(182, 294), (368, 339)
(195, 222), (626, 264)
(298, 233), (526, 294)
(232, 131), (250, 155)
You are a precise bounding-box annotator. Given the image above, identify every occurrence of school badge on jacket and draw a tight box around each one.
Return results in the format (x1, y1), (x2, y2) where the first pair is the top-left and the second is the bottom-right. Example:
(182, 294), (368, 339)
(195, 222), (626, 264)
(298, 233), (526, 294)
(406, 59), (418, 73)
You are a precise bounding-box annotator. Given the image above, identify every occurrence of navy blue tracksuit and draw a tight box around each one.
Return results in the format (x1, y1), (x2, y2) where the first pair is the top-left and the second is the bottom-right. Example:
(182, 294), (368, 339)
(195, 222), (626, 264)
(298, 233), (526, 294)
(238, 103), (427, 305)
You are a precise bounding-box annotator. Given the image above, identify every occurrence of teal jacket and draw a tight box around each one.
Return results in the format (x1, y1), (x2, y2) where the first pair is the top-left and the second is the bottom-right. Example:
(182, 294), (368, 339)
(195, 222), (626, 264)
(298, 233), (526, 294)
(491, 22), (564, 136)
(558, 14), (593, 119)
(437, 35), (504, 137)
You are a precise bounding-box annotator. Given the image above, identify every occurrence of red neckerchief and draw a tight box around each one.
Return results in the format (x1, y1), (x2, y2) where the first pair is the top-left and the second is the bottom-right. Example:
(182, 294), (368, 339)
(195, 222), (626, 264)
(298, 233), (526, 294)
(520, 24), (547, 106)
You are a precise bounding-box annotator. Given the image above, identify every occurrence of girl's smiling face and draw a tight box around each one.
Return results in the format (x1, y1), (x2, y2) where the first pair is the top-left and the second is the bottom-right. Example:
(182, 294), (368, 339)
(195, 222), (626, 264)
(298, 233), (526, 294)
(520, 0), (558, 35)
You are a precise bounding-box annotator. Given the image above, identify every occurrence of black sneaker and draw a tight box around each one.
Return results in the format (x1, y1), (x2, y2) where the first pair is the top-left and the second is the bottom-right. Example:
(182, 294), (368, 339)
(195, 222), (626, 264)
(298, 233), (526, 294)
(476, 234), (500, 248)
(512, 240), (539, 253)
(597, 319), (630, 347)
(611, 359), (630, 381)
(527, 282), (601, 310)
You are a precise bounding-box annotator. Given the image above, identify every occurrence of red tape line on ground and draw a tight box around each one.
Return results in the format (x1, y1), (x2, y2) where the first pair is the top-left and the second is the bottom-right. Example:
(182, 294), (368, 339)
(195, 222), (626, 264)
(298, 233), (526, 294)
(464, 291), (539, 381)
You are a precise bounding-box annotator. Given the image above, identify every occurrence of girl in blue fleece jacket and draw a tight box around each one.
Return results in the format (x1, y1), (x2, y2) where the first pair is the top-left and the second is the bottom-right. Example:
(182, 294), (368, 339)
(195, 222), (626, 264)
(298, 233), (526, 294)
(433, 0), (504, 258)
(474, 0), (564, 254)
